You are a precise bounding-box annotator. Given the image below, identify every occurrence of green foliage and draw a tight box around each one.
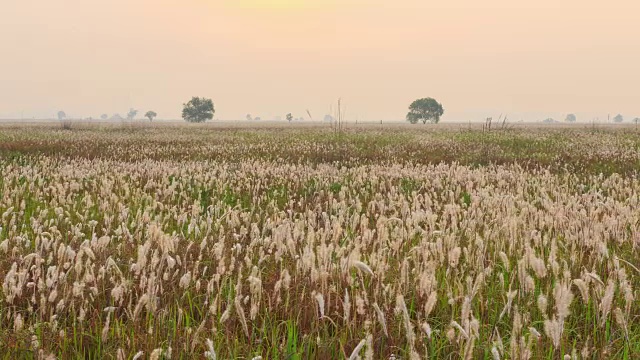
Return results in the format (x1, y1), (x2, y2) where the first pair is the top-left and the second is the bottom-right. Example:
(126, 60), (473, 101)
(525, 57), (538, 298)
(300, 178), (318, 198)
(199, 188), (213, 210)
(400, 177), (420, 195)
(182, 97), (215, 123)
(266, 184), (289, 209)
(406, 97), (444, 124)
(220, 186), (242, 208)
(286, 113), (293, 122)
(2, 152), (29, 166)
(461, 191), (472, 207)
(565, 113), (577, 122)
(613, 114), (624, 123)
(285, 320), (301, 360)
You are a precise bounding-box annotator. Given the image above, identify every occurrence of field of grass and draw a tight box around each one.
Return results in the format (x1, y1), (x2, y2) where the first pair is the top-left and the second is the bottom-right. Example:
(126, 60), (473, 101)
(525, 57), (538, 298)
(0, 122), (638, 359)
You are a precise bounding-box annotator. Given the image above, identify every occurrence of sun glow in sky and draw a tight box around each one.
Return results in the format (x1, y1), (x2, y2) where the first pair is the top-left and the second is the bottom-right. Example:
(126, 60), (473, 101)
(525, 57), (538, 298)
(238, 0), (301, 6)
(1, 0), (639, 121)
(231, 0), (322, 9)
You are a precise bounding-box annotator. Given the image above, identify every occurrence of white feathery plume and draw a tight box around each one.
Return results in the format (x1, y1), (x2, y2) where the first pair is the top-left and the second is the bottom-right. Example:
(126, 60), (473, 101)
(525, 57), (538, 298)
(373, 303), (388, 336)
(205, 339), (217, 360)
(351, 260), (374, 276)
(348, 339), (367, 360)
(315, 292), (325, 318)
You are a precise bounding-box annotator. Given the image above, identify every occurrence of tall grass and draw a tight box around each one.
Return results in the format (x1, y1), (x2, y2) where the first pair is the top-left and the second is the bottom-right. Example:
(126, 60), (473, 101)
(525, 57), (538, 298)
(0, 124), (638, 358)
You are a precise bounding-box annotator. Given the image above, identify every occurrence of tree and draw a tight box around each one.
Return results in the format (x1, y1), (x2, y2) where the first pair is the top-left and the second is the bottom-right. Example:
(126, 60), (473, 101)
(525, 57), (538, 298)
(543, 118), (556, 123)
(100, 114), (108, 120)
(565, 114), (577, 122)
(182, 97), (215, 123)
(613, 114), (624, 123)
(145, 111), (157, 122)
(246, 114), (253, 121)
(323, 114), (334, 122)
(406, 98), (444, 124)
(286, 113), (293, 122)
(57, 111), (66, 120)
(633, 117), (640, 124)
(127, 108), (138, 120)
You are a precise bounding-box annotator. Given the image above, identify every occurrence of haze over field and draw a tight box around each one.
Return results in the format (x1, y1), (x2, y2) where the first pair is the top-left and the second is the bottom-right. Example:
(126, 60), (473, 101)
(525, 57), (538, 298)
(1, 0), (639, 121)
(2, 3), (640, 357)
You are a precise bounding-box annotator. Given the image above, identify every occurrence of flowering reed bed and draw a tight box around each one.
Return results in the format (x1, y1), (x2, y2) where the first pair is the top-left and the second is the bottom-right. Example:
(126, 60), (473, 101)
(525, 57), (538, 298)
(0, 124), (638, 359)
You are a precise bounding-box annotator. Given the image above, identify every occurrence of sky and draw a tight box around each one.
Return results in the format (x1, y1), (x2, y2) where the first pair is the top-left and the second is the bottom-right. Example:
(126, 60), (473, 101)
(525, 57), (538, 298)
(1, 0), (639, 122)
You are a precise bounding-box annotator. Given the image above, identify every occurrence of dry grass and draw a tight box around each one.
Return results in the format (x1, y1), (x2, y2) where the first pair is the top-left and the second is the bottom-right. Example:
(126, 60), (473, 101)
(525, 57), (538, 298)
(0, 123), (638, 359)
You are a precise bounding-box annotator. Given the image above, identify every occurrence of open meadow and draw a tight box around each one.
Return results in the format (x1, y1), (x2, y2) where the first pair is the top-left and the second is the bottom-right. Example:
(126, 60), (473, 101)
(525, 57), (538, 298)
(0, 122), (639, 359)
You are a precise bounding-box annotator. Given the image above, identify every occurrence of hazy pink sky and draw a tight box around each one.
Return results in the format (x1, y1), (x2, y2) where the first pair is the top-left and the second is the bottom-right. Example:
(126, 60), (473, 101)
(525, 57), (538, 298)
(1, 0), (639, 122)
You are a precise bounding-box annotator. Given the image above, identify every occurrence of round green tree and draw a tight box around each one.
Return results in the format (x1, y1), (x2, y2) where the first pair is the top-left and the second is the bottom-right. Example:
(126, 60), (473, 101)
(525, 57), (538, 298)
(406, 98), (444, 124)
(613, 114), (624, 123)
(145, 111), (157, 122)
(182, 97), (215, 123)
